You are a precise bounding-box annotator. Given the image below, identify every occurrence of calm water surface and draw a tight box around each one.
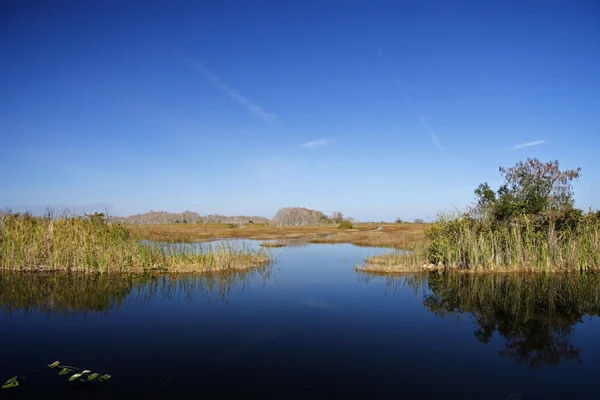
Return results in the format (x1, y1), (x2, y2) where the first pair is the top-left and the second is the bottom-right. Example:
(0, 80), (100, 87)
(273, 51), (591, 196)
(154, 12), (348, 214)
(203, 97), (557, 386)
(2, 241), (600, 399)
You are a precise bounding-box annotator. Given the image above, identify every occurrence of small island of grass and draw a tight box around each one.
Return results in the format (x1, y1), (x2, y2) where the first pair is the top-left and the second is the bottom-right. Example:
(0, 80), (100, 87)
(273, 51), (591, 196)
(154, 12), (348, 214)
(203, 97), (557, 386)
(0, 212), (271, 274)
(358, 158), (600, 274)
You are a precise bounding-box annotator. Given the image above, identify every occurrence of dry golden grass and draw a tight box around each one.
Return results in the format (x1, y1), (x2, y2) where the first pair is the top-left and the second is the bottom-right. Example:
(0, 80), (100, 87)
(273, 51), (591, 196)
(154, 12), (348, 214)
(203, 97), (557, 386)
(126, 223), (428, 249)
(355, 243), (432, 274)
(259, 241), (287, 248)
(309, 223), (427, 248)
(1, 213), (271, 274)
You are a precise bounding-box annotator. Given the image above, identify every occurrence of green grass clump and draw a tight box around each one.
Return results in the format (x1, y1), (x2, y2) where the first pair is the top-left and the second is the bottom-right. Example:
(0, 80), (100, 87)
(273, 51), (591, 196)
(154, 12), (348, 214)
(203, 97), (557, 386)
(425, 212), (600, 272)
(0, 211), (271, 274)
(337, 220), (354, 229)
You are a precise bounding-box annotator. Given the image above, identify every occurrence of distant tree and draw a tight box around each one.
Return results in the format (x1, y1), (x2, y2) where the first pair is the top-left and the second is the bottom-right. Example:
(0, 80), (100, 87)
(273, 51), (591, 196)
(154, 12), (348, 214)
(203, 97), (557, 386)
(272, 207), (327, 226)
(413, 218), (424, 224)
(110, 210), (270, 225)
(395, 218), (405, 224)
(473, 158), (581, 223)
(330, 211), (344, 224)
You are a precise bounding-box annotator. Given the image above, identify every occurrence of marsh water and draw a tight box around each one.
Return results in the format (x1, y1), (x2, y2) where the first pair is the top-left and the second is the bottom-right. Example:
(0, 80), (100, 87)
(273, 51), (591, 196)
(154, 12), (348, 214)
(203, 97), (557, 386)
(2, 241), (600, 399)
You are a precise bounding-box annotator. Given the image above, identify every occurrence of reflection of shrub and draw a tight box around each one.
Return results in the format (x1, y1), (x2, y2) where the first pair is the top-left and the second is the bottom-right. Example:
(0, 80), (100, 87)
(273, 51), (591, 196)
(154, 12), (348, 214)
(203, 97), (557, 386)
(338, 220), (354, 229)
(420, 272), (600, 370)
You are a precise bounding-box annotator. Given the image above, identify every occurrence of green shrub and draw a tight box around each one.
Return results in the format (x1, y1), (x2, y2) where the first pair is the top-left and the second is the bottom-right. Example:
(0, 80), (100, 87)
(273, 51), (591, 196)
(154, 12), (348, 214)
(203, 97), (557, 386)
(338, 220), (354, 229)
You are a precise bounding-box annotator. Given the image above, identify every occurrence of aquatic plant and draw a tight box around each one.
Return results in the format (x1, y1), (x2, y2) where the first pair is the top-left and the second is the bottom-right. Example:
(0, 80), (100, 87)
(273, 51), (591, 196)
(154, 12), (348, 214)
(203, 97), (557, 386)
(47, 360), (112, 383)
(2, 376), (19, 389)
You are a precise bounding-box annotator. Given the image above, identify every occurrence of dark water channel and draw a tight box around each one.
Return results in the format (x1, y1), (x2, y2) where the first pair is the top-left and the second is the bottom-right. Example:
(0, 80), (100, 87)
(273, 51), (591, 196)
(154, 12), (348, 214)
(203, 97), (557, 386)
(2, 241), (600, 399)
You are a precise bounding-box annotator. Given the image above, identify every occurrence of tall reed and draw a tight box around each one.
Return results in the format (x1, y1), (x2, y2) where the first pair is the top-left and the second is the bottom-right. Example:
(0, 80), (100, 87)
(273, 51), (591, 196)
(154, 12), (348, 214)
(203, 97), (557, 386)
(426, 213), (600, 272)
(0, 212), (271, 273)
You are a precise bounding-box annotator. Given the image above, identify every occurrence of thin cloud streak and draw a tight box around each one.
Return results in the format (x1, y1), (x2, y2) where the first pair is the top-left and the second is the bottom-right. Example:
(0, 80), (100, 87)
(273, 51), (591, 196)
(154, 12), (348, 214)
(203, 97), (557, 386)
(511, 140), (546, 150)
(300, 139), (328, 149)
(187, 60), (279, 126)
(417, 113), (444, 151)
(387, 66), (444, 151)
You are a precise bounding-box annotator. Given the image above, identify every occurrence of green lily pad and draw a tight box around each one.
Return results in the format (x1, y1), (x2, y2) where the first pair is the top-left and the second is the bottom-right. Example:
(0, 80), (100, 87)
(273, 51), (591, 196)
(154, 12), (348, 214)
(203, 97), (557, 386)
(68, 370), (89, 382)
(58, 368), (70, 376)
(99, 374), (111, 381)
(87, 373), (100, 381)
(2, 376), (19, 389)
(47, 361), (61, 369)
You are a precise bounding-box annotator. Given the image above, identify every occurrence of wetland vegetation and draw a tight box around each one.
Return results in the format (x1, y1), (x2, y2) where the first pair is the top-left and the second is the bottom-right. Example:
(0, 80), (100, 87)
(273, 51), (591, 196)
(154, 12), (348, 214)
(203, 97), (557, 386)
(0, 212), (270, 274)
(360, 158), (600, 273)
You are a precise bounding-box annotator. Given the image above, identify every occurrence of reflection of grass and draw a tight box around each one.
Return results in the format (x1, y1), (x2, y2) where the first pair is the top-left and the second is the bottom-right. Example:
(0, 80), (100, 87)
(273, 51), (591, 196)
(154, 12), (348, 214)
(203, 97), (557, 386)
(0, 212), (271, 273)
(0, 266), (273, 315)
(126, 222), (428, 248)
(400, 272), (600, 370)
(0, 272), (140, 315)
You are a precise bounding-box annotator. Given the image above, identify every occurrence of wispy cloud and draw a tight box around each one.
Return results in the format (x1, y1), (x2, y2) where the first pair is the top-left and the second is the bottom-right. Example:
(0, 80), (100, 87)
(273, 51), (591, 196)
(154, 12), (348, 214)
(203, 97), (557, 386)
(299, 139), (328, 149)
(187, 60), (279, 126)
(387, 65), (444, 151)
(418, 113), (444, 151)
(511, 140), (546, 150)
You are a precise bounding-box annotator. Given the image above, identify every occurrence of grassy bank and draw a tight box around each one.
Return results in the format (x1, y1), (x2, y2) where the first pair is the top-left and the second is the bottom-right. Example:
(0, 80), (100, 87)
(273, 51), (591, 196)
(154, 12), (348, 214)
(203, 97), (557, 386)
(424, 213), (600, 272)
(126, 222), (428, 248)
(359, 213), (600, 274)
(360, 158), (600, 274)
(0, 212), (271, 273)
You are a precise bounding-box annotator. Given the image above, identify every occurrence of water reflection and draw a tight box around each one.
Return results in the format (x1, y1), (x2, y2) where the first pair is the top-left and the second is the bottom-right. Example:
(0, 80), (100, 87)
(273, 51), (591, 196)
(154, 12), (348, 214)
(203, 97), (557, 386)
(0, 265), (273, 316)
(369, 272), (600, 370)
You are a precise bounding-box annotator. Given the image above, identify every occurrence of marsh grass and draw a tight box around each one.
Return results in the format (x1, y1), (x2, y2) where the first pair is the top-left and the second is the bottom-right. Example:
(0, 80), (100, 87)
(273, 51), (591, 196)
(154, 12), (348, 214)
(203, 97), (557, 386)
(360, 214), (600, 274)
(426, 214), (600, 272)
(125, 222), (428, 248)
(356, 243), (430, 274)
(0, 212), (271, 273)
(308, 224), (427, 248)
(260, 241), (286, 248)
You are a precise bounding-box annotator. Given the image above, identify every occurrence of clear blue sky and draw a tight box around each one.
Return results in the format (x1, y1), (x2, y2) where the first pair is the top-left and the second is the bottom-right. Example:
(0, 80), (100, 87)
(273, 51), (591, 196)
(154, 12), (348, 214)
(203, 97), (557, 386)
(1, 0), (599, 221)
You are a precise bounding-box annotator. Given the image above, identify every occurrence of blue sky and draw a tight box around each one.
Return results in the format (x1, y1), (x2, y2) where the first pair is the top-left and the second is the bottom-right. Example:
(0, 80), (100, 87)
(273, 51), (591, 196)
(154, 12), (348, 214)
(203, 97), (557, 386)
(1, 0), (599, 221)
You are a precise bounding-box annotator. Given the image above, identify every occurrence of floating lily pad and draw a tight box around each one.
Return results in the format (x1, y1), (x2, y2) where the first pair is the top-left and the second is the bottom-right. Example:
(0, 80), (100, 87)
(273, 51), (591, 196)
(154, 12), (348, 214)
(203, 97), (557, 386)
(87, 373), (100, 381)
(58, 368), (70, 376)
(2, 376), (19, 389)
(99, 374), (111, 381)
(47, 361), (61, 369)
(68, 370), (90, 382)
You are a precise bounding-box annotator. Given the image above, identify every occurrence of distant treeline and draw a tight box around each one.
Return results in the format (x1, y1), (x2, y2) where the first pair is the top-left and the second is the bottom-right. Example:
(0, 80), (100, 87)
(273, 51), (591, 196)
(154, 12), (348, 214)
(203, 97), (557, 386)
(109, 207), (358, 226)
(110, 210), (271, 225)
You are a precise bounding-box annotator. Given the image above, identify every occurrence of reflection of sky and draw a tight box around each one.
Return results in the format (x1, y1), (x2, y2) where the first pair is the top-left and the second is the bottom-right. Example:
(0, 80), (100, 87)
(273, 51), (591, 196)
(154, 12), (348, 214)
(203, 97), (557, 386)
(1, 243), (600, 399)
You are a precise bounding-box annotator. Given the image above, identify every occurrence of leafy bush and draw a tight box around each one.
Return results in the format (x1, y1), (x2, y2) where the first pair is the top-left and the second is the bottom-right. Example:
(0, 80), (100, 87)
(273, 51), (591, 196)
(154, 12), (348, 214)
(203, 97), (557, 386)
(338, 220), (354, 229)
(425, 158), (599, 271)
